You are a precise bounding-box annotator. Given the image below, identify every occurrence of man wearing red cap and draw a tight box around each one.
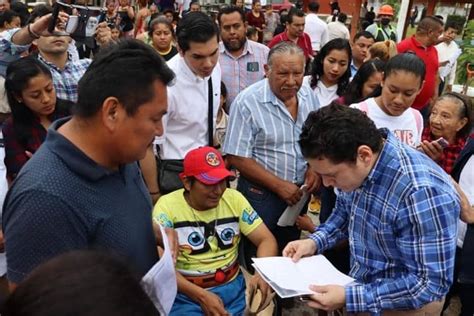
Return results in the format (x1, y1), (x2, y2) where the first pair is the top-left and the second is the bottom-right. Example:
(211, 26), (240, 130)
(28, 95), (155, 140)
(365, 4), (397, 42)
(153, 146), (277, 315)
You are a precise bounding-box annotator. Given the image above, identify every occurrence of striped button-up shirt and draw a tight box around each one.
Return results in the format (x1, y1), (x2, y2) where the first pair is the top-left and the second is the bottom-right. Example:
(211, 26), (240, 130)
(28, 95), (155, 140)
(222, 79), (319, 184)
(38, 54), (90, 103)
(219, 40), (269, 107)
(310, 130), (460, 314)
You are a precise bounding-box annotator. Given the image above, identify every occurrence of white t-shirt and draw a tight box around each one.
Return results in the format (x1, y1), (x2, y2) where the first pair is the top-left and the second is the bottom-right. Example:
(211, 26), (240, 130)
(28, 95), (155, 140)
(457, 155), (474, 248)
(304, 76), (339, 108)
(350, 97), (423, 147)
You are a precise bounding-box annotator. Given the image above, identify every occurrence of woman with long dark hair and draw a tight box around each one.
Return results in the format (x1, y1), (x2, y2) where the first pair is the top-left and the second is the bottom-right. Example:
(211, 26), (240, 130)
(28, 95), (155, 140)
(2, 57), (72, 182)
(339, 58), (385, 105)
(305, 38), (351, 107)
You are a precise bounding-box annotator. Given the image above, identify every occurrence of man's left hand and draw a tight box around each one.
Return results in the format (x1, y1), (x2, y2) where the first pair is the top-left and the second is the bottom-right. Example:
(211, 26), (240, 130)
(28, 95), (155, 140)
(249, 274), (273, 309)
(304, 167), (321, 193)
(95, 22), (113, 46)
(305, 285), (345, 311)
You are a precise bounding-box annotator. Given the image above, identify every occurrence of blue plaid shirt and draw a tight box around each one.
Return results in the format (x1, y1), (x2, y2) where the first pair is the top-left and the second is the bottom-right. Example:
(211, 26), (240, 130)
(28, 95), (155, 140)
(310, 130), (459, 314)
(38, 54), (90, 103)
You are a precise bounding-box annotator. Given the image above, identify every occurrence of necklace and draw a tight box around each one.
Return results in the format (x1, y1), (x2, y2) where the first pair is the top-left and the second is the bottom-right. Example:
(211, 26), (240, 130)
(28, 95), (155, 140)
(157, 45), (173, 56)
(185, 194), (219, 248)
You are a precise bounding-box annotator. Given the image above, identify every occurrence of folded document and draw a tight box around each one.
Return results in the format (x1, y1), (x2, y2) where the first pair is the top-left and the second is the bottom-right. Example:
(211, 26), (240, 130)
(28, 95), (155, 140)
(252, 255), (355, 298)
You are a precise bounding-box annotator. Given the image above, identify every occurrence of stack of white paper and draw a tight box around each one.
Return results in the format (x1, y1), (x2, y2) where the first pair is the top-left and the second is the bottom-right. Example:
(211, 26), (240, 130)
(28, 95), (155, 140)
(252, 255), (355, 298)
(141, 225), (177, 315)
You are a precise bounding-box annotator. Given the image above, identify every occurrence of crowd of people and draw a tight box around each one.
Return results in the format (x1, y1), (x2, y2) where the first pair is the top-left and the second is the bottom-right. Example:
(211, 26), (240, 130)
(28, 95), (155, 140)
(0, 0), (473, 315)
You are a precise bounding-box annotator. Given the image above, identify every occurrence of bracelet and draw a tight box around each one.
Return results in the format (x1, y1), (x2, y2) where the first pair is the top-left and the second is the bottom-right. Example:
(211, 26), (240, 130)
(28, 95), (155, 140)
(27, 24), (40, 40)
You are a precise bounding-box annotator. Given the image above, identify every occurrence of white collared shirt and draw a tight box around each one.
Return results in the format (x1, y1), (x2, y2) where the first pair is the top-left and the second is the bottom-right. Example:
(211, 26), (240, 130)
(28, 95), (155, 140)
(435, 40), (461, 85)
(157, 55), (221, 159)
(304, 13), (328, 52)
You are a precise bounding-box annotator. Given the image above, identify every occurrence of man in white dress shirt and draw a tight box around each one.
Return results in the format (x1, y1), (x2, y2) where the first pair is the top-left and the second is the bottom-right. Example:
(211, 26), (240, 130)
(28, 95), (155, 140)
(304, 2), (328, 55)
(435, 20), (461, 95)
(141, 12), (221, 199)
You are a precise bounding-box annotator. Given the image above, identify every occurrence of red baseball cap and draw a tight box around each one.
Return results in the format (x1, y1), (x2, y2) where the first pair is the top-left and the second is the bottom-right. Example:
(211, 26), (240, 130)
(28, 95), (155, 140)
(180, 147), (235, 185)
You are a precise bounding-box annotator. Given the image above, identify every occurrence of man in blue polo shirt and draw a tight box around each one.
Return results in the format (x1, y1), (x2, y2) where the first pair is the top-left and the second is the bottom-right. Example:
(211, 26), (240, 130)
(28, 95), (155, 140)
(2, 40), (175, 287)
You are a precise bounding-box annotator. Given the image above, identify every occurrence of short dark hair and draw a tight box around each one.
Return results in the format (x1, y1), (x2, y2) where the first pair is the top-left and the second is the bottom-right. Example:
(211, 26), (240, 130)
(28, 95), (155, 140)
(417, 16), (444, 34)
(10, 2), (29, 26)
(74, 39), (175, 118)
(308, 2), (319, 12)
(0, 9), (19, 28)
(176, 11), (219, 53)
(337, 12), (347, 23)
(163, 8), (174, 15)
(299, 103), (383, 163)
(353, 30), (374, 42)
(444, 20), (459, 32)
(1, 250), (159, 316)
(217, 5), (245, 24)
(286, 8), (304, 24)
(26, 4), (51, 23)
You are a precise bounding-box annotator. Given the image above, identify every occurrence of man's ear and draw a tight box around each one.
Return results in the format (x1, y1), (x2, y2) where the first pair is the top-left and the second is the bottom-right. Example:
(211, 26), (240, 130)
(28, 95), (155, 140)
(264, 64), (270, 77)
(177, 43), (184, 57)
(356, 145), (374, 167)
(101, 97), (122, 132)
(182, 177), (192, 191)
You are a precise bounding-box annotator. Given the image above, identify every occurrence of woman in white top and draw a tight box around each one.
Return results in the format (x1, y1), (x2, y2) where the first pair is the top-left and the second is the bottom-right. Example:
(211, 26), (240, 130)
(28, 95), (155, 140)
(305, 38), (351, 108)
(350, 53), (425, 147)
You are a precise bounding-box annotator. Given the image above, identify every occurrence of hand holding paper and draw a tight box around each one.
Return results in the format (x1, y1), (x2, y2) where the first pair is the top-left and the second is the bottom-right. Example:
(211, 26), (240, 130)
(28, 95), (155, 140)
(305, 284), (346, 311)
(252, 255), (354, 299)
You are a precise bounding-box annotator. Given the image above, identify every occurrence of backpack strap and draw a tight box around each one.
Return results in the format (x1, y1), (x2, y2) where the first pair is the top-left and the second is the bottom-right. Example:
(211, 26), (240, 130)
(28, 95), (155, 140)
(358, 100), (369, 113)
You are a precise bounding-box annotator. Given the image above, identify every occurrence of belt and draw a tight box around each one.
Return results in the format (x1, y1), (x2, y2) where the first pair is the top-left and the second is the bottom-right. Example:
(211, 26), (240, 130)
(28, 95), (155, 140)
(184, 260), (240, 289)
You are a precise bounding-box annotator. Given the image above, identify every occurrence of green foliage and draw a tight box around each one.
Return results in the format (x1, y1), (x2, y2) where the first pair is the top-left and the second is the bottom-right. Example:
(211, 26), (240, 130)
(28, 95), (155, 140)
(457, 19), (474, 85)
(446, 14), (466, 31)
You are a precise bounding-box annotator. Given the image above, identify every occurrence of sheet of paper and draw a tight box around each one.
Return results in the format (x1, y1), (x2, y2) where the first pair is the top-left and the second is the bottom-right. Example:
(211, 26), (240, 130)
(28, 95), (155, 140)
(439, 47), (462, 78)
(252, 255), (355, 298)
(277, 186), (310, 227)
(141, 225), (177, 315)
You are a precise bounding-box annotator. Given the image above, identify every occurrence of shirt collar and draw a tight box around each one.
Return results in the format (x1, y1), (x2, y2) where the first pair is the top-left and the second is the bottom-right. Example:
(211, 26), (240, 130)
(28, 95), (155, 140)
(350, 60), (358, 72)
(47, 117), (125, 181)
(362, 128), (396, 187)
(410, 36), (429, 49)
(38, 52), (73, 72)
(220, 40), (253, 59)
(262, 78), (310, 106)
(177, 54), (210, 83)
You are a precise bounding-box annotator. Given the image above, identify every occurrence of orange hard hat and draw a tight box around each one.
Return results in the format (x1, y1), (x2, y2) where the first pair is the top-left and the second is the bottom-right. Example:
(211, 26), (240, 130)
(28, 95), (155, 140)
(378, 4), (394, 16)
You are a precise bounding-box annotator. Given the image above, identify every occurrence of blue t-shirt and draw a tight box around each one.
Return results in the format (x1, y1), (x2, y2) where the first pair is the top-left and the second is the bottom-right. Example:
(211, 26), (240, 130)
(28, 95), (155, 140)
(2, 118), (159, 283)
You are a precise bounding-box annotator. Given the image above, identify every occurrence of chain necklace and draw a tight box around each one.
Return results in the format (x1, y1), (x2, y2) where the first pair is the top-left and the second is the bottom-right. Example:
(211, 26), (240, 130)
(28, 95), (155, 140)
(185, 194), (219, 247)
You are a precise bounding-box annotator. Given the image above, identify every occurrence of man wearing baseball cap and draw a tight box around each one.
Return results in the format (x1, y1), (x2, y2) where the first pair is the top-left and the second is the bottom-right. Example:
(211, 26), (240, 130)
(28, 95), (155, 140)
(365, 4), (397, 42)
(153, 146), (277, 315)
